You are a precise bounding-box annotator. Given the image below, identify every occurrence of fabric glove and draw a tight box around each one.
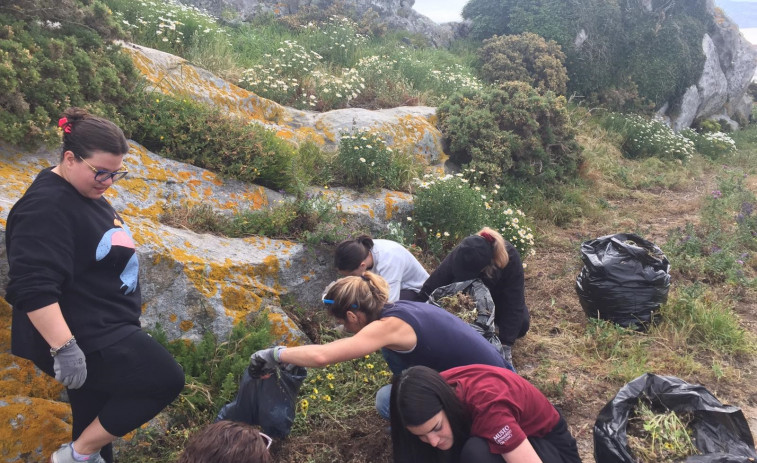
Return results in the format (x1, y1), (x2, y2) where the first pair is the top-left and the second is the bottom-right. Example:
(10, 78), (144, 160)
(502, 344), (515, 373)
(53, 340), (87, 389)
(249, 346), (286, 376)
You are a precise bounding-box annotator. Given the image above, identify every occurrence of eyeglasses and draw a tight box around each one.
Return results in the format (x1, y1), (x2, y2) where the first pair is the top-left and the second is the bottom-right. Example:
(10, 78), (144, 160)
(76, 154), (129, 183)
(259, 431), (272, 450)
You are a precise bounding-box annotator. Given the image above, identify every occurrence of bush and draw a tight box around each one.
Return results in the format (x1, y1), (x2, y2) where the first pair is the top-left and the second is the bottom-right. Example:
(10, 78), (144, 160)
(407, 173), (535, 259)
(334, 129), (421, 191)
(478, 32), (568, 95)
(680, 129), (736, 160)
(121, 93), (297, 191)
(600, 113), (694, 161)
(0, 3), (137, 148)
(437, 81), (581, 187)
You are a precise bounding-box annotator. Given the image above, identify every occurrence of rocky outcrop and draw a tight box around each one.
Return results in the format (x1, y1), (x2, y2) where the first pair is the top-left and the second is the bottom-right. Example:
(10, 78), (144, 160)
(122, 42), (445, 164)
(655, 1), (757, 130)
(182, 0), (466, 47)
(0, 138), (413, 461)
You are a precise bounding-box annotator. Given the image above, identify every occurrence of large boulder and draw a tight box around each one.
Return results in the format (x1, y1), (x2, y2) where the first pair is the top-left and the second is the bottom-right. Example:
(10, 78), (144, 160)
(121, 42), (446, 164)
(656, 2), (757, 130)
(181, 0), (464, 46)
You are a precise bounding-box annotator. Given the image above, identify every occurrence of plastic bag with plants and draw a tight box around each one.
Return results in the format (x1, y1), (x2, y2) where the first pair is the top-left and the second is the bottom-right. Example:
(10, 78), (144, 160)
(427, 279), (508, 363)
(594, 373), (757, 463)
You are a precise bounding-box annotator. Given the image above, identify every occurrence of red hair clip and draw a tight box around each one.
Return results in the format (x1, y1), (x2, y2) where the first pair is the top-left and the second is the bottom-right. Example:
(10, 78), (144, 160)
(58, 117), (72, 133)
(480, 231), (495, 244)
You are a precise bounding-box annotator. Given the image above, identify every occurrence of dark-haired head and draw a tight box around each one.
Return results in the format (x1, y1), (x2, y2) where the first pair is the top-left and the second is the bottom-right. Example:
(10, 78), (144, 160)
(334, 235), (374, 273)
(58, 107), (128, 161)
(176, 420), (272, 463)
(390, 366), (470, 463)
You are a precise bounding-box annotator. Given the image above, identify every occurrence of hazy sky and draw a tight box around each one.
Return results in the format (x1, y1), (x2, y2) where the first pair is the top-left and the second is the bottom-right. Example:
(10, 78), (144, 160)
(413, 0), (757, 25)
(413, 0), (466, 23)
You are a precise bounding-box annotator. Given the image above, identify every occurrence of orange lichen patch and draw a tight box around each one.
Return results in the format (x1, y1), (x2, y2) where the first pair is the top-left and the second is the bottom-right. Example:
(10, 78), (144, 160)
(384, 193), (398, 221)
(188, 179), (203, 188)
(293, 127), (327, 146)
(0, 299), (11, 351)
(360, 204), (375, 218)
(314, 120), (338, 143)
(122, 201), (166, 221)
(266, 312), (305, 346)
(0, 396), (71, 461)
(179, 320), (194, 332)
(178, 171), (193, 181)
(0, 217), (6, 228)
(0, 353), (63, 400)
(141, 303), (147, 314)
(0, 157), (47, 198)
(221, 287), (263, 325)
(169, 314), (178, 323)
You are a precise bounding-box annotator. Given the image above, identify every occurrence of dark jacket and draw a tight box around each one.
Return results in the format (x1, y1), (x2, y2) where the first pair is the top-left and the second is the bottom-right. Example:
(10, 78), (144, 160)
(417, 241), (529, 345)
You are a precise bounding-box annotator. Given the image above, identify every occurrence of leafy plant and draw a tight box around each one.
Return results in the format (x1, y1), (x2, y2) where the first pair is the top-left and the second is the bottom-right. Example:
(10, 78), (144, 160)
(680, 129), (736, 160)
(121, 93), (297, 191)
(600, 113), (695, 161)
(478, 32), (568, 95)
(438, 81), (581, 187)
(293, 349), (391, 432)
(0, 2), (136, 148)
(627, 399), (698, 463)
(407, 173), (535, 258)
(335, 129), (421, 191)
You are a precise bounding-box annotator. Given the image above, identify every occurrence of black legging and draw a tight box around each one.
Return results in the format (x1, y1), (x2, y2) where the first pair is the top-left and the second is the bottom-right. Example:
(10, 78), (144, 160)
(460, 416), (582, 463)
(38, 330), (184, 462)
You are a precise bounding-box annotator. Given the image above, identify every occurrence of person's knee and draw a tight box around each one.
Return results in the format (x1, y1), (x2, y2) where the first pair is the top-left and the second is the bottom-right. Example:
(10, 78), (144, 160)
(163, 362), (185, 400)
(375, 384), (392, 420)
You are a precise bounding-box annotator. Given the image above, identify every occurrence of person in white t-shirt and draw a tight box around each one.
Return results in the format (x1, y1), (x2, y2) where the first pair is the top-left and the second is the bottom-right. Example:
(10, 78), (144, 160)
(334, 235), (429, 302)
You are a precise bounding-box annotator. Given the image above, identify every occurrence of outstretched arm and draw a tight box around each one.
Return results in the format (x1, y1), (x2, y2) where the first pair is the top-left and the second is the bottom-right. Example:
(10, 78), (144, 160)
(278, 317), (415, 367)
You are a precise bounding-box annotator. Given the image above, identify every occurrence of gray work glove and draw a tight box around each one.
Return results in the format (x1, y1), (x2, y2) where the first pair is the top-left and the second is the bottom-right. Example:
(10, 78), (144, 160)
(53, 340), (87, 389)
(248, 346), (286, 376)
(502, 344), (515, 373)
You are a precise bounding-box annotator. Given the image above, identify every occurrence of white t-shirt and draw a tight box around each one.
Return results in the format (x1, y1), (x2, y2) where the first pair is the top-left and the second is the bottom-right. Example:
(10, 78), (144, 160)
(371, 239), (429, 302)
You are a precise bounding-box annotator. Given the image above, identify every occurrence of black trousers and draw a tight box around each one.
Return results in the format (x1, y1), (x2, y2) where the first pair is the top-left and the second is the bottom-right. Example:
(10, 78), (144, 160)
(459, 416), (582, 463)
(37, 330), (185, 462)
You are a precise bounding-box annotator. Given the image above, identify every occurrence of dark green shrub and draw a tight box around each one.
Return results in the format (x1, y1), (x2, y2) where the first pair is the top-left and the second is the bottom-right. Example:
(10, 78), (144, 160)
(121, 94), (296, 191)
(478, 32), (567, 95)
(0, 2), (136, 148)
(437, 81), (581, 187)
(463, 0), (709, 109)
(151, 316), (273, 421)
(462, 0), (512, 41)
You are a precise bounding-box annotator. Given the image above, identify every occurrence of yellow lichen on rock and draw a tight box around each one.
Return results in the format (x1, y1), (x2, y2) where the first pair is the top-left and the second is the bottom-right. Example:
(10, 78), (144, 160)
(0, 397), (71, 461)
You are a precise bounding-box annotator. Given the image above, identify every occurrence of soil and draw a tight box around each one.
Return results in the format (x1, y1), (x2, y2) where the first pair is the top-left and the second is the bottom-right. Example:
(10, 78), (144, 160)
(272, 168), (757, 463)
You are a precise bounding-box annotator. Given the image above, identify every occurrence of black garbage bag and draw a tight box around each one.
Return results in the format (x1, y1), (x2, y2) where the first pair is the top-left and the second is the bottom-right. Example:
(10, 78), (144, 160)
(575, 233), (670, 330)
(216, 365), (307, 438)
(427, 279), (508, 362)
(594, 373), (757, 463)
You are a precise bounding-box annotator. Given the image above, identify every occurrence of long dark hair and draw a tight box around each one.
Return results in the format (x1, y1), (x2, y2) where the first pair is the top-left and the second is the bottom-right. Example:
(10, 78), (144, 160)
(390, 366), (471, 463)
(59, 107), (128, 160)
(334, 234), (373, 271)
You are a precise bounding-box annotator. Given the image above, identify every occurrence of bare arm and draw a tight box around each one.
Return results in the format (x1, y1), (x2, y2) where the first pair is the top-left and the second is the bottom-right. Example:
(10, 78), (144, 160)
(278, 317), (415, 367)
(26, 302), (75, 349)
(502, 439), (543, 463)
